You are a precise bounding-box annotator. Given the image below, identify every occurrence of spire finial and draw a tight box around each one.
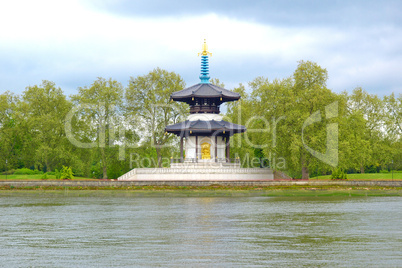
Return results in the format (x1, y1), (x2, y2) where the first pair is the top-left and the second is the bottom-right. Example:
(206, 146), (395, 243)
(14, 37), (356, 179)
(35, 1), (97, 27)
(198, 39), (212, 57)
(198, 39), (211, 83)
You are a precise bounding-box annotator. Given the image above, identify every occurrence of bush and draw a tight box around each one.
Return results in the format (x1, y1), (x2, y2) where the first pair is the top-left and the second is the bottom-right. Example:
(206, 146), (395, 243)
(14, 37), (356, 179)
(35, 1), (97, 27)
(41, 173), (48, 180)
(13, 168), (43, 175)
(379, 169), (389, 173)
(54, 169), (61, 179)
(60, 166), (74, 180)
(331, 168), (348, 180)
(2, 169), (15, 175)
(33, 169), (43, 174)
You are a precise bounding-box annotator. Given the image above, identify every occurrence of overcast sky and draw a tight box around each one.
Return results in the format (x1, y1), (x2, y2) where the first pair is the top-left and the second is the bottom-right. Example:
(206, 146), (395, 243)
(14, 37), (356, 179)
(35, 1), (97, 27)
(0, 0), (401, 97)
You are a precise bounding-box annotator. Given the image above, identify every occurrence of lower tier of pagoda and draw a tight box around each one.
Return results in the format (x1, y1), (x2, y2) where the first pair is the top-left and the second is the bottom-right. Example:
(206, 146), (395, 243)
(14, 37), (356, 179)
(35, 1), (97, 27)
(165, 114), (246, 163)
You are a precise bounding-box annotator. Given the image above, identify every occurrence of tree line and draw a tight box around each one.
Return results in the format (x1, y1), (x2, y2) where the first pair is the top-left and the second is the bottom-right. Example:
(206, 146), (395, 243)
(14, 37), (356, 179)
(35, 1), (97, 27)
(0, 62), (401, 179)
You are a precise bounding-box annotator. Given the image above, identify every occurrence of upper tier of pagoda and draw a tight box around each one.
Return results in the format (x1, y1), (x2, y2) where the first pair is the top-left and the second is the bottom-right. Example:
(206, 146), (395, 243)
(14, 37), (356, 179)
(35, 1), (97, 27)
(169, 40), (240, 114)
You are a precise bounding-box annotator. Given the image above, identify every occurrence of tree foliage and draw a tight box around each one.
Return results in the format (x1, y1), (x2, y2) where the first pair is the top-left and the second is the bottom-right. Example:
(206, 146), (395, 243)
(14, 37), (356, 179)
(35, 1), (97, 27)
(125, 68), (187, 167)
(0, 65), (400, 179)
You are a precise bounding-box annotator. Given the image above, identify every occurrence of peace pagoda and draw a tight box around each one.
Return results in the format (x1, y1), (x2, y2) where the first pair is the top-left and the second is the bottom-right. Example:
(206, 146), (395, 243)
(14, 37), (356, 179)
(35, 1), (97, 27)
(165, 40), (246, 164)
(118, 41), (273, 181)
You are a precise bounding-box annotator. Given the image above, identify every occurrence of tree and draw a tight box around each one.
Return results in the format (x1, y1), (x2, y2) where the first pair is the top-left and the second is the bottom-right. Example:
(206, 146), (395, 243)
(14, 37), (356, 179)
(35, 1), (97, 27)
(383, 93), (402, 170)
(125, 68), (187, 167)
(236, 61), (342, 179)
(70, 77), (124, 179)
(0, 92), (21, 171)
(346, 88), (394, 173)
(291, 60), (337, 179)
(383, 92), (402, 137)
(18, 81), (72, 172)
(225, 83), (257, 167)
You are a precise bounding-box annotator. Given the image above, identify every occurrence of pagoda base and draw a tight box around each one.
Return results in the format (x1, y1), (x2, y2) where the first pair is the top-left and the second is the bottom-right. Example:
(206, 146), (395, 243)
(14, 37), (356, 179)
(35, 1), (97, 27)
(117, 166), (274, 181)
(171, 162), (240, 169)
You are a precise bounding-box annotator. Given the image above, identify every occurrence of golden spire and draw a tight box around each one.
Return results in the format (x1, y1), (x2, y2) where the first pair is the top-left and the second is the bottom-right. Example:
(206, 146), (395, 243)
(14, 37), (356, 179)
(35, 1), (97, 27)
(198, 39), (212, 56)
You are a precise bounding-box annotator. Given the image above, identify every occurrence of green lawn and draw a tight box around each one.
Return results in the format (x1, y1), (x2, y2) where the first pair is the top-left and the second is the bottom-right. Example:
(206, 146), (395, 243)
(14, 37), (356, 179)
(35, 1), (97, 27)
(0, 174), (96, 181)
(310, 172), (402, 181)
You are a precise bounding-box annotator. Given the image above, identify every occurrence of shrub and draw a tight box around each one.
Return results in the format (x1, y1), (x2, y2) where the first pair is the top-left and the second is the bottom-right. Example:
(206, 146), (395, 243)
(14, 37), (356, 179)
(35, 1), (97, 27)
(14, 168), (44, 175)
(2, 169), (15, 175)
(14, 168), (36, 175)
(60, 166), (74, 180)
(41, 173), (48, 180)
(54, 169), (61, 179)
(331, 168), (348, 180)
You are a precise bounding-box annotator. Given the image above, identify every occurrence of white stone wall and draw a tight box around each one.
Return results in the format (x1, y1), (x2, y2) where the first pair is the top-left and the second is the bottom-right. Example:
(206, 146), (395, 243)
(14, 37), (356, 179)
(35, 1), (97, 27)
(185, 136), (196, 159)
(187, 113), (223, 121)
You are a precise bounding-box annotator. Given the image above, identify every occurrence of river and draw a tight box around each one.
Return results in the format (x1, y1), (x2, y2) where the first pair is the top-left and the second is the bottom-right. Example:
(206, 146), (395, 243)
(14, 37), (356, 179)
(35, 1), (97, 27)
(0, 192), (400, 267)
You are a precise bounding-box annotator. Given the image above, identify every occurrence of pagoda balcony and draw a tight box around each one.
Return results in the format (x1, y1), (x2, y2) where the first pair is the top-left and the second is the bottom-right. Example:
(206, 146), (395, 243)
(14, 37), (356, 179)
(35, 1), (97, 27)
(190, 104), (220, 114)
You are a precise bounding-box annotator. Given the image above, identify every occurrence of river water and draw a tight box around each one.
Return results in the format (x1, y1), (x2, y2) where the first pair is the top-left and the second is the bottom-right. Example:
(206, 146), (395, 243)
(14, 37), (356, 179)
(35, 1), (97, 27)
(0, 193), (400, 267)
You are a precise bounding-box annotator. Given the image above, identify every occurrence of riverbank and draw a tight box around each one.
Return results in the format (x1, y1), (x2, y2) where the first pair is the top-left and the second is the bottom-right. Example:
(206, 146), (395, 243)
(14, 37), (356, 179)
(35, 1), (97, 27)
(311, 172), (402, 181)
(0, 180), (400, 197)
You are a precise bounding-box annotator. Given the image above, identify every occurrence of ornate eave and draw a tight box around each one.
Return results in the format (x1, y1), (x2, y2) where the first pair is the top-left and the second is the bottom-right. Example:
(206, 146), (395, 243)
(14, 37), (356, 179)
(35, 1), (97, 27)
(170, 83), (240, 104)
(165, 119), (246, 137)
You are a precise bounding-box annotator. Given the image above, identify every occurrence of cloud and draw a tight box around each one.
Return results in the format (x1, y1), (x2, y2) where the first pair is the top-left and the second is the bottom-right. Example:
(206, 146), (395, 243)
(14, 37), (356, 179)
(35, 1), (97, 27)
(0, 0), (401, 97)
(86, 0), (402, 27)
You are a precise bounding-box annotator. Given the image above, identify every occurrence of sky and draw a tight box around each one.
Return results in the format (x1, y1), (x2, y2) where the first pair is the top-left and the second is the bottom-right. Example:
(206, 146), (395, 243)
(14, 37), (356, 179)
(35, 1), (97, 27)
(0, 0), (401, 97)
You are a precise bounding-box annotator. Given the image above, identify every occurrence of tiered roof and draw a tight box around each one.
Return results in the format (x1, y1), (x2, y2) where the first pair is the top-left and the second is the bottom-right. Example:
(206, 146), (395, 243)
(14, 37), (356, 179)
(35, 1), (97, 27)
(170, 83), (240, 103)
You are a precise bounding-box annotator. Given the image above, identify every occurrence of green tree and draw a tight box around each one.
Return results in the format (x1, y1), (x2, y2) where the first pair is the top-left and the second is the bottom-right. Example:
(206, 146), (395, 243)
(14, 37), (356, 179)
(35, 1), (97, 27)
(70, 77), (124, 179)
(18, 81), (72, 172)
(346, 87), (393, 173)
(225, 83), (256, 166)
(0, 92), (21, 171)
(383, 92), (402, 140)
(125, 68), (187, 167)
(381, 92), (401, 170)
(234, 61), (342, 179)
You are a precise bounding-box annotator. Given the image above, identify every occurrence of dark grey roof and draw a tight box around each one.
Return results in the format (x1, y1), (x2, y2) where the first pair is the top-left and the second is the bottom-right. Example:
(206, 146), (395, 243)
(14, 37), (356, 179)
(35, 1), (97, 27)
(171, 83), (240, 102)
(165, 119), (246, 136)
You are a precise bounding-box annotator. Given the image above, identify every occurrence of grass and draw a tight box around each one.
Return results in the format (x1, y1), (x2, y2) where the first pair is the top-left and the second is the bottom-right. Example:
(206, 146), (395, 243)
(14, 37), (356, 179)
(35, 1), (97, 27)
(1, 172), (402, 181)
(310, 172), (402, 181)
(0, 174), (96, 181)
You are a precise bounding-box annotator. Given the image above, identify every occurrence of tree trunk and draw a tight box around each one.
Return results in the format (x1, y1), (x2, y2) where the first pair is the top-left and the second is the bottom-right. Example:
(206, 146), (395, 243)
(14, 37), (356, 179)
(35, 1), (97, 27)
(301, 154), (309, 180)
(360, 165), (365, 174)
(45, 158), (51, 172)
(103, 165), (108, 180)
(302, 166), (309, 180)
(100, 148), (108, 179)
(156, 147), (162, 168)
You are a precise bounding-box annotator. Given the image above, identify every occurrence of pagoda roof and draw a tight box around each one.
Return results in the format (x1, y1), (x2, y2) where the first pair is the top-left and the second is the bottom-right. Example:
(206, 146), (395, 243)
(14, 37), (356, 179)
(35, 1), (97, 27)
(171, 83), (240, 103)
(165, 119), (246, 136)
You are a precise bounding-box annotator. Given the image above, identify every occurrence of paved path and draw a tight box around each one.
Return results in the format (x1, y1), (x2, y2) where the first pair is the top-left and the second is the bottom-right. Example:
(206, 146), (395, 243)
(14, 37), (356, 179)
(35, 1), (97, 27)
(0, 180), (401, 187)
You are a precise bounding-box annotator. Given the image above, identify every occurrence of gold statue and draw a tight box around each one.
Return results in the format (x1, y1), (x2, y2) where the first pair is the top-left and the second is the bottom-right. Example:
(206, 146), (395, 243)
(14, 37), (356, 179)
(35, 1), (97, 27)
(201, 142), (211, 159)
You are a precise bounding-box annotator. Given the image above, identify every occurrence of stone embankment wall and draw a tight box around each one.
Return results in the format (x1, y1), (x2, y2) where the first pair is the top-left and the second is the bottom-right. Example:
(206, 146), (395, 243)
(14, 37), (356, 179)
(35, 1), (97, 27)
(0, 180), (401, 188)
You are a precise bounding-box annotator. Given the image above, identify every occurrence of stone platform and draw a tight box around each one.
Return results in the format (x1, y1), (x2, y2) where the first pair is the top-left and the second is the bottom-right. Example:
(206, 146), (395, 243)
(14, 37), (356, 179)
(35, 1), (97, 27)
(117, 163), (273, 181)
(170, 162), (240, 169)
